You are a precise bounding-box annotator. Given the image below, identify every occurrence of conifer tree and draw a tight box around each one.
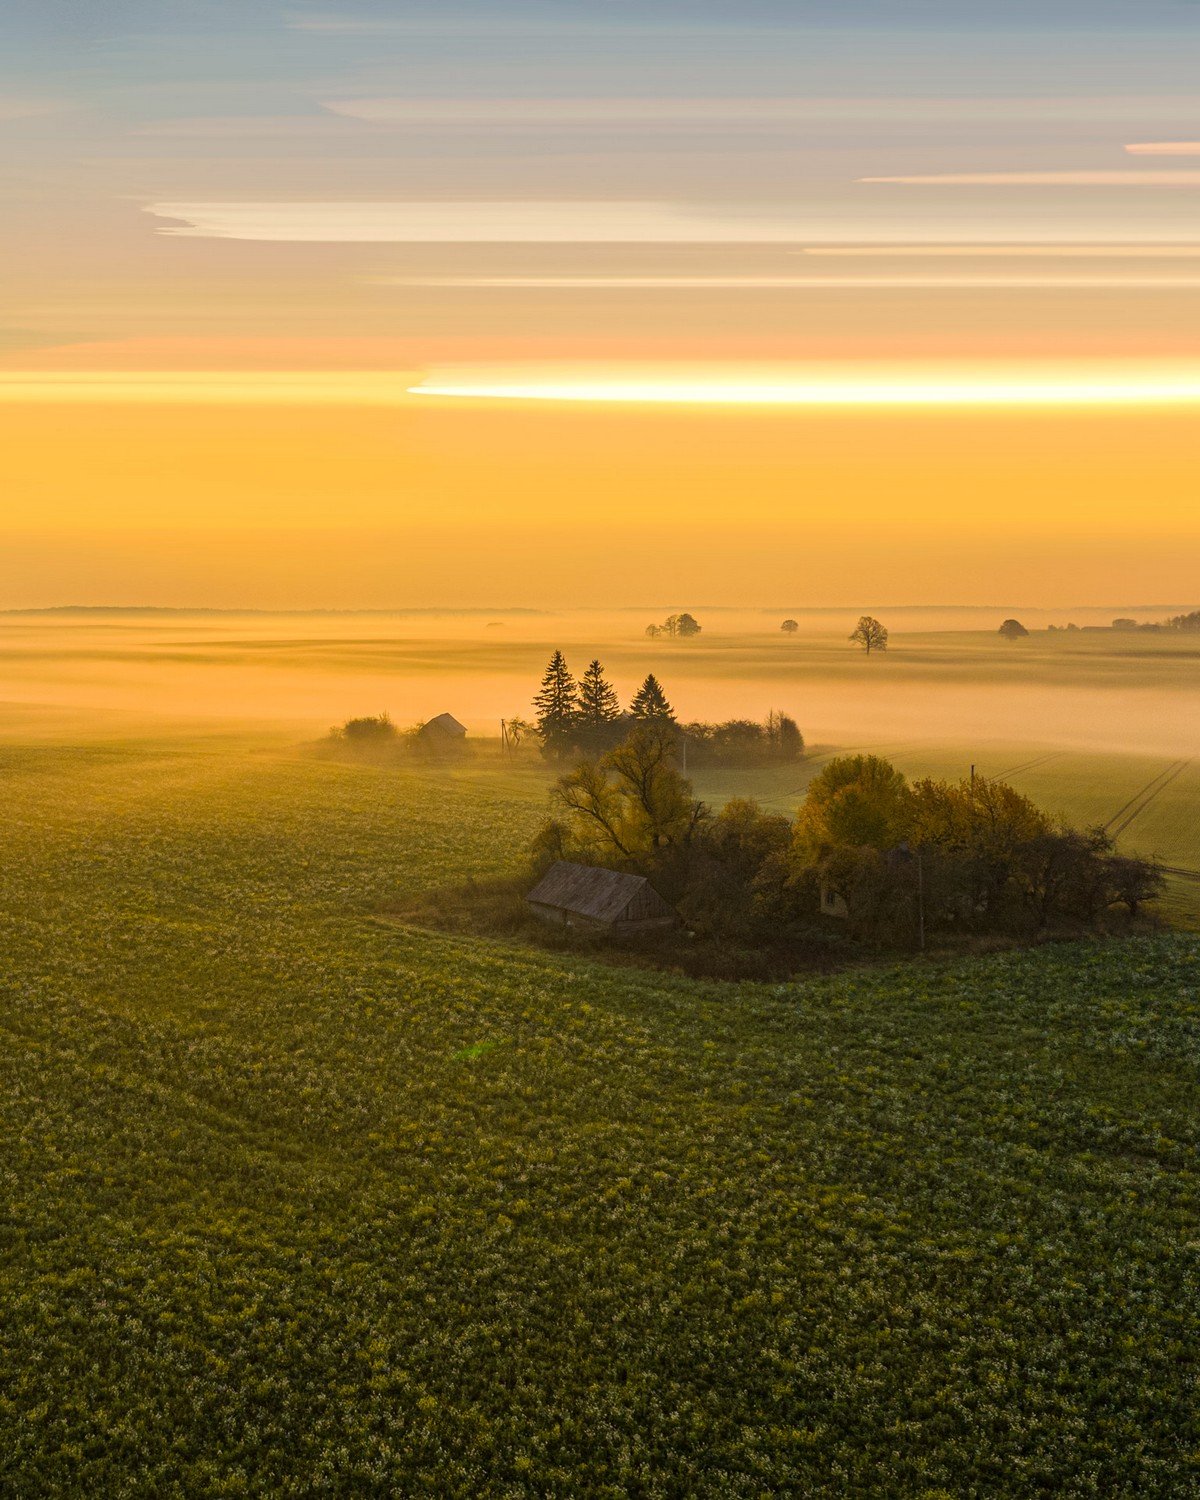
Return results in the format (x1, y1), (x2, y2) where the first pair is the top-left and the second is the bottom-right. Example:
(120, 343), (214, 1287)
(629, 673), (674, 722)
(577, 658), (622, 751)
(533, 650), (579, 756)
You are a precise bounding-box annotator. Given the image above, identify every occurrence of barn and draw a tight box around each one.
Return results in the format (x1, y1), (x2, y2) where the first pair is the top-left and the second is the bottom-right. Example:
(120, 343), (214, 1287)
(525, 861), (679, 933)
(418, 712), (467, 743)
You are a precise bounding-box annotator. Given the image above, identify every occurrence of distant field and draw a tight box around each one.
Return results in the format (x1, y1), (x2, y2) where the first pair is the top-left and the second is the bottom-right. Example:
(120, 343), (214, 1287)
(1, 611), (1198, 758)
(0, 725), (1196, 1496)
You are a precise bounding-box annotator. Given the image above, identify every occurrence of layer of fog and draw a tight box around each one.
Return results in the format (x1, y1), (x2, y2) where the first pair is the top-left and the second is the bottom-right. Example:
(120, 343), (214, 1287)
(1, 610), (1197, 759)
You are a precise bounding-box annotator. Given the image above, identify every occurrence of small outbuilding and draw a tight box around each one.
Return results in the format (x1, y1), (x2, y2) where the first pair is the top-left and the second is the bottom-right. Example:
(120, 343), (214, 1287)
(419, 712), (467, 743)
(525, 861), (679, 933)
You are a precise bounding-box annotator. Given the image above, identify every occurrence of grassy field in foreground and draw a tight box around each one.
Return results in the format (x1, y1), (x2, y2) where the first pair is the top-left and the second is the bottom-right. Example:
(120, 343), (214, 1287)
(0, 730), (1197, 1497)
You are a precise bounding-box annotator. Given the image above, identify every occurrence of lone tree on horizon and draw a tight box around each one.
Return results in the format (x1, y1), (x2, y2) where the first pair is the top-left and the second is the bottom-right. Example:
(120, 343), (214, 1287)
(781, 619), (799, 634)
(999, 618), (1030, 640)
(630, 673), (675, 721)
(533, 650), (579, 757)
(849, 616), (888, 655)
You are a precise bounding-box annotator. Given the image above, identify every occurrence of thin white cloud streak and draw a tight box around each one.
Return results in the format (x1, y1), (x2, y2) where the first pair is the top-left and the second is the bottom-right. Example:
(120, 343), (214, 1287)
(409, 371), (1200, 407)
(374, 275), (1200, 290)
(8, 367), (1200, 410)
(322, 95), (1200, 125)
(862, 171), (1200, 185)
(148, 201), (817, 243)
(1126, 142), (1200, 155)
(146, 203), (1200, 249)
(0, 374), (414, 405)
(800, 245), (1200, 256)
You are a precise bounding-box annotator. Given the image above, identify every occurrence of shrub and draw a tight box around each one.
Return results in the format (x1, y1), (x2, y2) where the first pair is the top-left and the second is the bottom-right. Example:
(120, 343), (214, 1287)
(336, 714), (397, 744)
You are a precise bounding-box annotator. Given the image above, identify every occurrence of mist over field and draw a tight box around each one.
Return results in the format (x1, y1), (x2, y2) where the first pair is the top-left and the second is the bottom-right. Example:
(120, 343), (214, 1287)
(3, 607), (1198, 758)
(6, 1), (1200, 1492)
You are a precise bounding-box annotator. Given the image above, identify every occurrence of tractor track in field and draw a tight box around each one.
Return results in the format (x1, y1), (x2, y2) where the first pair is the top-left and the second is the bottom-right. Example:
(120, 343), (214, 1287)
(993, 751), (1064, 780)
(1158, 864), (1200, 883)
(780, 740), (921, 800)
(1105, 758), (1193, 841)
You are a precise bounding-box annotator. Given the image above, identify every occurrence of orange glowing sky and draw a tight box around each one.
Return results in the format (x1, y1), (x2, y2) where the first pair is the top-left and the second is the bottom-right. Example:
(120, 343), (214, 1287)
(3, 3), (1199, 609)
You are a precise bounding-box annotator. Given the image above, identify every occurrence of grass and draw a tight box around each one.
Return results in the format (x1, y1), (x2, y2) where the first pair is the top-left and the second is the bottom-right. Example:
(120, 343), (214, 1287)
(0, 729), (1197, 1496)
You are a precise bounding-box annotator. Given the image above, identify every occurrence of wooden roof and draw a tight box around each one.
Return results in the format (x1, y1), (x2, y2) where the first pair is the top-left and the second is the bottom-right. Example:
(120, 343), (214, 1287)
(525, 861), (676, 925)
(420, 712), (467, 736)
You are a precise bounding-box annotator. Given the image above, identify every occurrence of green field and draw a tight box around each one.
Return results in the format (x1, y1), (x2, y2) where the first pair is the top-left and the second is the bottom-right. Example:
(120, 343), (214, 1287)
(1, 727), (1197, 1496)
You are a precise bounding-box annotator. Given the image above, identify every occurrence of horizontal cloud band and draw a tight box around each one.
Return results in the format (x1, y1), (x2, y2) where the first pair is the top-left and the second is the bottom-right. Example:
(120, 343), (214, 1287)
(8, 368), (1200, 409)
(410, 371), (1200, 405)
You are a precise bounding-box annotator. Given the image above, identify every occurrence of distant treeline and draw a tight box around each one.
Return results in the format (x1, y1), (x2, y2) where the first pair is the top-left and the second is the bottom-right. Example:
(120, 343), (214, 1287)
(1047, 611), (1200, 633)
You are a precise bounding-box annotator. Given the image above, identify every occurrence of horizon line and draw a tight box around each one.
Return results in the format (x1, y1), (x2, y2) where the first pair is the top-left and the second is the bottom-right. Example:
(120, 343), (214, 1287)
(4, 603), (1196, 619)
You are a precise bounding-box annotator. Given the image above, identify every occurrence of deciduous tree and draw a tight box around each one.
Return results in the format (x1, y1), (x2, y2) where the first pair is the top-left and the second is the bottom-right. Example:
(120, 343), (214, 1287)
(794, 754), (911, 859)
(849, 615), (888, 654)
(552, 723), (705, 859)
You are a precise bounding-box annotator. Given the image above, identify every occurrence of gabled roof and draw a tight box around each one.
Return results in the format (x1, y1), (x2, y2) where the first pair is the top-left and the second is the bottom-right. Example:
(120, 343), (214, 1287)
(421, 712), (467, 736)
(525, 861), (674, 924)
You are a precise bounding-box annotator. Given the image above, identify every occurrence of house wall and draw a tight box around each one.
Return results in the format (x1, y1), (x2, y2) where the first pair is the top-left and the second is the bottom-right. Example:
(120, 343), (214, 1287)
(528, 901), (606, 930)
(612, 914), (678, 933)
(527, 901), (676, 933)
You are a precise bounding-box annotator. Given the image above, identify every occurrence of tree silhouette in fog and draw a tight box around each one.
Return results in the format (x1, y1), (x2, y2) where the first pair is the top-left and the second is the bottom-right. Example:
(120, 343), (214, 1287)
(849, 616), (888, 655)
(630, 674), (675, 721)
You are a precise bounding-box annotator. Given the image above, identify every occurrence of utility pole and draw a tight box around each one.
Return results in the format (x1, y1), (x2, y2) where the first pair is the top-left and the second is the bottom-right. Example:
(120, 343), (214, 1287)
(917, 850), (926, 951)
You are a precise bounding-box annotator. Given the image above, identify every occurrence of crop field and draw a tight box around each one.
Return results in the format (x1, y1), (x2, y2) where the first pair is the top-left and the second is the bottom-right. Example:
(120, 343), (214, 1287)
(1, 725), (1197, 1497)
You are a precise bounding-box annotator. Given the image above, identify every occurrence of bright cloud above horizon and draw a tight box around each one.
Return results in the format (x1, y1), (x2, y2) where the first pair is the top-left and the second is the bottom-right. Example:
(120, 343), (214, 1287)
(4, 1), (1200, 608)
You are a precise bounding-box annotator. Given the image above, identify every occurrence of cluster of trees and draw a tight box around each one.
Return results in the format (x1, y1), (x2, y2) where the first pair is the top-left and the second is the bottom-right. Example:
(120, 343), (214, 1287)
(645, 612), (701, 639)
(680, 711), (803, 768)
(791, 756), (1162, 942)
(535, 738), (1163, 951)
(1163, 610), (1200, 631)
(533, 653), (674, 756)
(531, 653), (803, 765)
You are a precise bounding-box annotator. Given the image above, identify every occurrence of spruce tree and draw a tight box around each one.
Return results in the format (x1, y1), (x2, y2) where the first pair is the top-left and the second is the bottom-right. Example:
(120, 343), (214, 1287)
(629, 673), (674, 722)
(533, 650), (579, 756)
(577, 658), (622, 751)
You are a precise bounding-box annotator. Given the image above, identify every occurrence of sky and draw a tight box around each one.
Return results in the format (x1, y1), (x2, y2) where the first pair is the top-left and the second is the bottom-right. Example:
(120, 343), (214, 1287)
(4, 0), (1200, 609)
